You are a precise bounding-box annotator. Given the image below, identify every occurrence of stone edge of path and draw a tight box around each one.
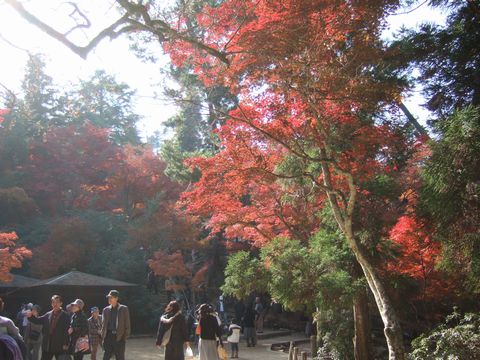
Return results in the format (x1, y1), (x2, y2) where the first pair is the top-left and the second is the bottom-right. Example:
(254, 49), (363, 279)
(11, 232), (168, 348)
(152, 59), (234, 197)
(270, 338), (311, 353)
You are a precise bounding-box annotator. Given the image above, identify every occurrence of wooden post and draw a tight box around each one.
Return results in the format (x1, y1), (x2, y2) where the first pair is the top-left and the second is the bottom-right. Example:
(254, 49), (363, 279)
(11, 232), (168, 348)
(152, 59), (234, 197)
(293, 347), (299, 360)
(301, 351), (308, 360)
(310, 335), (317, 358)
(288, 341), (294, 360)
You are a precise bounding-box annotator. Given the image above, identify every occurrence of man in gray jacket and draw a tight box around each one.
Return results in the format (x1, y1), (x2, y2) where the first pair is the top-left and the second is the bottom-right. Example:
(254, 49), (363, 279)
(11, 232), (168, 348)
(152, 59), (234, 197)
(101, 290), (131, 360)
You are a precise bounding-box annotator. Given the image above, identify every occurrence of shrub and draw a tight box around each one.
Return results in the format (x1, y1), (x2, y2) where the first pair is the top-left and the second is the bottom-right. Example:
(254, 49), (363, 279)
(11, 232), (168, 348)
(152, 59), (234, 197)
(408, 309), (480, 360)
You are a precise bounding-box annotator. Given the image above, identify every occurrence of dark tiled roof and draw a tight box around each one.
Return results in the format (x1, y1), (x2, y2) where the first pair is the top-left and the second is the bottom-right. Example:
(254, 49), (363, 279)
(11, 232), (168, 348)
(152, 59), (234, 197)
(37, 270), (137, 287)
(0, 274), (40, 288)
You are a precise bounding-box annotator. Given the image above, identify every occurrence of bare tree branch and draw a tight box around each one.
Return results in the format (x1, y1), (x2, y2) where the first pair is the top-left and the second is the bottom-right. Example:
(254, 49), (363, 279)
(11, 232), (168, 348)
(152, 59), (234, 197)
(0, 82), (18, 107)
(0, 32), (31, 54)
(63, 2), (92, 36)
(5, 0), (130, 59)
(5, 0), (230, 64)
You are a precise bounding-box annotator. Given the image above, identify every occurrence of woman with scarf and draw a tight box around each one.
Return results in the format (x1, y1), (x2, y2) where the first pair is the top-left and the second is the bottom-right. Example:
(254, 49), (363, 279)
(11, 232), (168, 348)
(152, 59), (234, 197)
(156, 301), (190, 360)
(198, 303), (223, 360)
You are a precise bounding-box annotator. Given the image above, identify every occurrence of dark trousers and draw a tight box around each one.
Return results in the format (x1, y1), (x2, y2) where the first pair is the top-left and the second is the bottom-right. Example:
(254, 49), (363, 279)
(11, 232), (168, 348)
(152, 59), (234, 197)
(41, 352), (66, 360)
(103, 332), (125, 360)
(165, 342), (185, 360)
(73, 353), (84, 360)
(230, 342), (239, 353)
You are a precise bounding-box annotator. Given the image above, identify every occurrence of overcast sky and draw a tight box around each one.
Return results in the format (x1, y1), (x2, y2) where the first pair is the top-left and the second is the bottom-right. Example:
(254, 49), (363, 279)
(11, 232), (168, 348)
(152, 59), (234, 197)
(0, 1), (447, 138)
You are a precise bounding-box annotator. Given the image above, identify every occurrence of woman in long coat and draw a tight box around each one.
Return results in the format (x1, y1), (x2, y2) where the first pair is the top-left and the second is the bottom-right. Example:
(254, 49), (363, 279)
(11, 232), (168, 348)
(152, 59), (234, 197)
(198, 304), (223, 360)
(156, 301), (189, 360)
(67, 299), (90, 360)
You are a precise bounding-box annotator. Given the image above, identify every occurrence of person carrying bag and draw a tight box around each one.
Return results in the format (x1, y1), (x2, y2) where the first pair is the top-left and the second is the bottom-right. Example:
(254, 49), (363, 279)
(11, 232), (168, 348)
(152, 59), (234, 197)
(156, 301), (190, 360)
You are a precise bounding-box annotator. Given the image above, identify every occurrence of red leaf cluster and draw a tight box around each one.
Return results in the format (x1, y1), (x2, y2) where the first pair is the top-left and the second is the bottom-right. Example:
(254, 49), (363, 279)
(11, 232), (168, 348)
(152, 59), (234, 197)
(387, 216), (451, 300)
(0, 232), (32, 282)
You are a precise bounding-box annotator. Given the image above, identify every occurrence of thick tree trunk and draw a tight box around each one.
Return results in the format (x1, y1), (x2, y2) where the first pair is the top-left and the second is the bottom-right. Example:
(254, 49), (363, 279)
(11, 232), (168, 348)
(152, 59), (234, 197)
(353, 283), (372, 360)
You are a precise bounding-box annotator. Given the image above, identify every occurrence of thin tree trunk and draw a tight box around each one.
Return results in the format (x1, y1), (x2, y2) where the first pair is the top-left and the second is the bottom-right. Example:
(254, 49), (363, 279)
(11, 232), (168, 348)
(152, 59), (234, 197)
(397, 101), (429, 138)
(353, 285), (372, 360)
(345, 229), (405, 360)
(319, 157), (405, 360)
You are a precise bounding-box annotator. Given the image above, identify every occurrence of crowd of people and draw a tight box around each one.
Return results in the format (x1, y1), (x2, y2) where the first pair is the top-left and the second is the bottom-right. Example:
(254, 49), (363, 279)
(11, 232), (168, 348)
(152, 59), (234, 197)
(1, 291), (267, 360)
(156, 296), (266, 360)
(0, 289), (130, 360)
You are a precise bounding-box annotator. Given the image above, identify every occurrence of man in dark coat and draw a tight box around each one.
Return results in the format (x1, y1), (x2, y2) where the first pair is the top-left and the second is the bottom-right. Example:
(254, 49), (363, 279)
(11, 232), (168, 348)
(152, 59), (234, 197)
(27, 294), (70, 360)
(101, 290), (131, 360)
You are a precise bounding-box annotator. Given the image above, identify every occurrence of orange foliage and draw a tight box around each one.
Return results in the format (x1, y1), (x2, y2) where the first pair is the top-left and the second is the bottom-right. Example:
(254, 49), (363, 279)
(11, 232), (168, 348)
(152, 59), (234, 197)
(29, 217), (99, 278)
(0, 232), (32, 282)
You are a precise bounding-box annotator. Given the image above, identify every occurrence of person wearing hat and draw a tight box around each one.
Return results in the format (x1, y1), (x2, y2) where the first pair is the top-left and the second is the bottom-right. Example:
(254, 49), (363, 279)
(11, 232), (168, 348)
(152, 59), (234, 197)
(88, 307), (102, 360)
(67, 299), (89, 360)
(101, 290), (130, 360)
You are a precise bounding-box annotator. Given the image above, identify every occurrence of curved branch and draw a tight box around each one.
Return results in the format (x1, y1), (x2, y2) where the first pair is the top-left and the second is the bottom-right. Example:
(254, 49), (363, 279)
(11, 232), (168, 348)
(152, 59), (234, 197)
(5, 0), (130, 59)
(6, 0), (230, 64)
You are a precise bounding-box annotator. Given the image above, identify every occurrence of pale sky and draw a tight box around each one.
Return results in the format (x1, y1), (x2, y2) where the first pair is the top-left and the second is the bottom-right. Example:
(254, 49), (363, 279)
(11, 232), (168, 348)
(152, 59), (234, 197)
(0, 1), (447, 138)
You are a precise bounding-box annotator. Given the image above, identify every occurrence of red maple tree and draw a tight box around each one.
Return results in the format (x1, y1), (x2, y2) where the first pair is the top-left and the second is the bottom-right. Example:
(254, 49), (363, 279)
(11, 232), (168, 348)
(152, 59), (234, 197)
(0, 232), (32, 282)
(166, 1), (410, 357)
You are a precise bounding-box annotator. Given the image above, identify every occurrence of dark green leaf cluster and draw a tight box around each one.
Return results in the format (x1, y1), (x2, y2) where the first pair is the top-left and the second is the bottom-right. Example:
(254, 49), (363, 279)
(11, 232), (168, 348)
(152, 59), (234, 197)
(408, 309), (480, 360)
(420, 106), (480, 292)
(391, 1), (480, 119)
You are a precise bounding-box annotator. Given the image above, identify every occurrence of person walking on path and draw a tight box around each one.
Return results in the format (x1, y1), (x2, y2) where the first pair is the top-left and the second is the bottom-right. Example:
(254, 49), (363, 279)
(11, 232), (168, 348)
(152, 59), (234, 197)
(254, 297), (265, 334)
(243, 304), (256, 347)
(27, 294), (70, 360)
(198, 304), (223, 360)
(227, 318), (241, 359)
(25, 304), (43, 360)
(156, 301), (190, 360)
(101, 290), (131, 360)
(88, 307), (102, 360)
(68, 299), (89, 360)
(233, 300), (245, 328)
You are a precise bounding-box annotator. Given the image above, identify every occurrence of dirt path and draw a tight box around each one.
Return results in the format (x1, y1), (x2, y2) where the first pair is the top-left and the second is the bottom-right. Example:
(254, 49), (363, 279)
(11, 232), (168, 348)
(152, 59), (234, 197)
(103, 335), (296, 360)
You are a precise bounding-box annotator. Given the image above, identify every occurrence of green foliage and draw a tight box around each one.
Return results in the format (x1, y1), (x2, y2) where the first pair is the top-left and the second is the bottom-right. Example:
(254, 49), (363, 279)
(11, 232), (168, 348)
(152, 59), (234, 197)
(221, 250), (269, 299)
(17, 54), (65, 137)
(316, 309), (355, 360)
(408, 309), (480, 360)
(422, 106), (480, 225)
(222, 231), (356, 312)
(261, 238), (319, 311)
(420, 106), (480, 292)
(0, 187), (37, 226)
(160, 139), (203, 184)
(391, 1), (480, 118)
(65, 70), (141, 145)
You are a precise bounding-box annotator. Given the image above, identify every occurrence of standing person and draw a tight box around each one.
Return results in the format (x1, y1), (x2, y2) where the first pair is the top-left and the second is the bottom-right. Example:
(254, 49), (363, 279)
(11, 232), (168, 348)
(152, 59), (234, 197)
(156, 301), (189, 360)
(233, 300), (245, 327)
(101, 290), (130, 360)
(25, 305), (43, 360)
(226, 318), (241, 359)
(0, 297), (25, 357)
(88, 307), (102, 360)
(254, 297), (265, 334)
(243, 304), (256, 347)
(68, 299), (89, 360)
(198, 304), (223, 360)
(20, 303), (34, 336)
(216, 296), (227, 326)
(27, 294), (70, 360)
